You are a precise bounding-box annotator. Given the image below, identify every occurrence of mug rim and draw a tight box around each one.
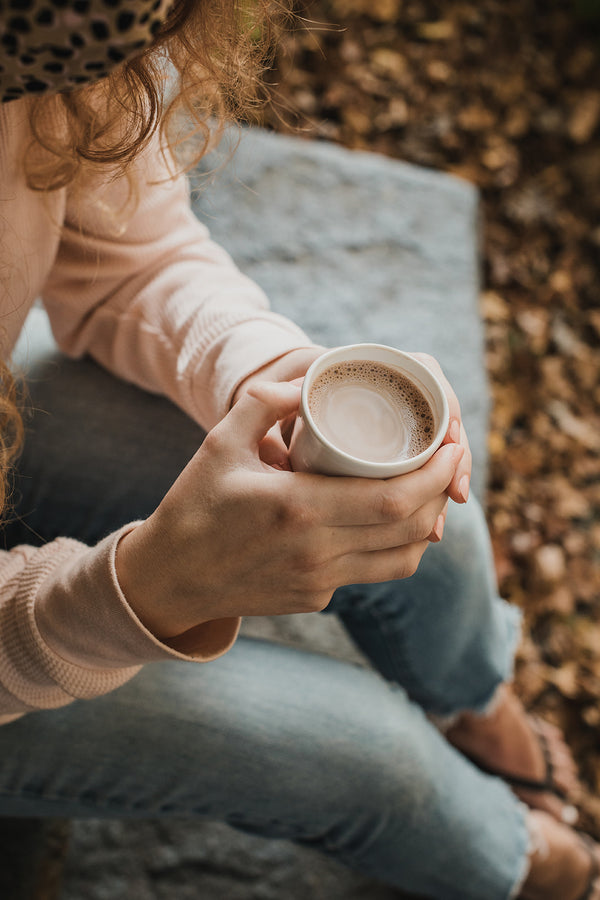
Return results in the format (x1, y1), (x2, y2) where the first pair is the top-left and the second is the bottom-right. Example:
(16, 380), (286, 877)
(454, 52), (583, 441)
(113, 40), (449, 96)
(299, 343), (449, 473)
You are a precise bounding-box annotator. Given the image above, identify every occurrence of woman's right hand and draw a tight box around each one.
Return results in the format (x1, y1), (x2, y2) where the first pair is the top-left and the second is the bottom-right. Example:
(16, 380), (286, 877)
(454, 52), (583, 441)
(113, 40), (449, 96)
(116, 382), (464, 641)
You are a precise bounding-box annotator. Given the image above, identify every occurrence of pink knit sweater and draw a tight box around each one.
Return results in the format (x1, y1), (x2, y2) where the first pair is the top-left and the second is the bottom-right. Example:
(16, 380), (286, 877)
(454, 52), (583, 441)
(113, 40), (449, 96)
(0, 101), (312, 724)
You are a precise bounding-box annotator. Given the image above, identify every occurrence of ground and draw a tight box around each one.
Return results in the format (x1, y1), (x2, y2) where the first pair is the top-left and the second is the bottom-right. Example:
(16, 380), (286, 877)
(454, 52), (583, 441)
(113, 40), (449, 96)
(259, 0), (600, 832)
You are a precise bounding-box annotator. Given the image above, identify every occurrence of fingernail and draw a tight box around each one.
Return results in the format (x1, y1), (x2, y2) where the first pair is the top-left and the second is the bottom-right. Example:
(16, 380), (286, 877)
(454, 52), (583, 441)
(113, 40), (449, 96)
(458, 474), (470, 503)
(562, 804), (579, 825)
(449, 419), (461, 444)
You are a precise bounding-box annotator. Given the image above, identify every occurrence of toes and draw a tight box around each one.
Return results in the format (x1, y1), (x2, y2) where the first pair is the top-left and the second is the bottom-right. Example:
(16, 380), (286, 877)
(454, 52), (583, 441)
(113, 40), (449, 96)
(516, 788), (579, 826)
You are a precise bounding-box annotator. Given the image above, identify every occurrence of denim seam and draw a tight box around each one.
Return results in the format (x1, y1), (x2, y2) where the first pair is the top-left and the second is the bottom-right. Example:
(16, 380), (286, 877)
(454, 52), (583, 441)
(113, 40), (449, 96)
(0, 787), (201, 817)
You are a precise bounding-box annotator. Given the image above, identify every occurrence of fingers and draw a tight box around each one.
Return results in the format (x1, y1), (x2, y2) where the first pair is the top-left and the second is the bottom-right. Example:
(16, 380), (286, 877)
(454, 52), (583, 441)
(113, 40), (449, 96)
(329, 493), (449, 556)
(220, 382), (301, 455)
(410, 352), (462, 424)
(282, 535), (433, 609)
(444, 420), (472, 503)
(411, 352), (473, 504)
(305, 441), (464, 527)
(332, 539), (432, 586)
(428, 499), (449, 543)
(258, 425), (293, 471)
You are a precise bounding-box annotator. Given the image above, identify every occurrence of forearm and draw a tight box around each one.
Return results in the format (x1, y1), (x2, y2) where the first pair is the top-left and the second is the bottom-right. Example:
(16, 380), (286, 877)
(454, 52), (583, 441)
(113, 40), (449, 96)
(42, 141), (313, 430)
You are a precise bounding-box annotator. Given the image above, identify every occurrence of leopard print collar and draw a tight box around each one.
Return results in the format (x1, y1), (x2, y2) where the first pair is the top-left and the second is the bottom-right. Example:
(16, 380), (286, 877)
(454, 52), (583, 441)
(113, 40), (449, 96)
(0, 0), (173, 103)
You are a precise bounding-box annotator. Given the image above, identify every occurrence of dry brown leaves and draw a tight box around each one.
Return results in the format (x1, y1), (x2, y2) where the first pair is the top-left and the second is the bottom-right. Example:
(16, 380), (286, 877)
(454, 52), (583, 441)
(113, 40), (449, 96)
(261, 0), (600, 828)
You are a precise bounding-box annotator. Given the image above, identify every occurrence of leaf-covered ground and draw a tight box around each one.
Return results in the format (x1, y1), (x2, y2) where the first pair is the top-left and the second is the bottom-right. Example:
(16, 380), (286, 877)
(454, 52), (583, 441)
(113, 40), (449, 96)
(261, 0), (600, 830)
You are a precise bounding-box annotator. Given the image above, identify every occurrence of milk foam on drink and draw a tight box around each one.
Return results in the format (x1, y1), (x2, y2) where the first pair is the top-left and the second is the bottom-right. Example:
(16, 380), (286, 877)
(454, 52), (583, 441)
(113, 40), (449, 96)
(308, 360), (434, 464)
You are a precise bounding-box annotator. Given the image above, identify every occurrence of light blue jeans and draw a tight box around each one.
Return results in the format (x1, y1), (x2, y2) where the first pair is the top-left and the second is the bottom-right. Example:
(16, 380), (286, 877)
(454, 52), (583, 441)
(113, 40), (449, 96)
(0, 330), (529, 899)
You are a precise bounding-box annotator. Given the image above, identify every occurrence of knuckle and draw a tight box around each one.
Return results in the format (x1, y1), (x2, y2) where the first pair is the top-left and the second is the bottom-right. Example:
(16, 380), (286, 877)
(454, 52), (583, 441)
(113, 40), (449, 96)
(378, 489), (411, 523)
(301, 590), (333, 613)
(273, 490), (316, 532)
(290, 542), (329, 582)
(201, 427), (226, 457)
(291, 547), (317, 575)
(407, 545), (426, 577)
(398, 559), (418, 580)
(396, 546), (425, 580)
(316, 590), (334, 611)
(410, 509), (438, 542)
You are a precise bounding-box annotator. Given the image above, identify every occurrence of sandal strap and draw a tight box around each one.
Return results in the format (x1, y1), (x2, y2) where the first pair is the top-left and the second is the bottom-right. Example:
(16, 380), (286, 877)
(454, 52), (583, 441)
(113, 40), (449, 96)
(463, 715), (569, 801)
(465, 755), (567, 797)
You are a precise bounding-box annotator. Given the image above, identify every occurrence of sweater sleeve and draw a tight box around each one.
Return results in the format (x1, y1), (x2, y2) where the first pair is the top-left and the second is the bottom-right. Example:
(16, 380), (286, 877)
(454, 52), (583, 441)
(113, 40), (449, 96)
(0, 525), (240, 724)
(40, 137), (314, 430)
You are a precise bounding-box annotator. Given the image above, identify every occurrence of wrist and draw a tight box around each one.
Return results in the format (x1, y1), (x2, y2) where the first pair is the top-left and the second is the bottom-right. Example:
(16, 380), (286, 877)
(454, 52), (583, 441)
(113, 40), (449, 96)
(115, 518), (182, 640)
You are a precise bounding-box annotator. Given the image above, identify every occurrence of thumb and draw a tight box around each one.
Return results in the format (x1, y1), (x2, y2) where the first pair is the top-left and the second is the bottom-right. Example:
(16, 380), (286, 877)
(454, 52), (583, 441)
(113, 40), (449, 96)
(225, 381), (301, 453)
(258, 425), (293, 471)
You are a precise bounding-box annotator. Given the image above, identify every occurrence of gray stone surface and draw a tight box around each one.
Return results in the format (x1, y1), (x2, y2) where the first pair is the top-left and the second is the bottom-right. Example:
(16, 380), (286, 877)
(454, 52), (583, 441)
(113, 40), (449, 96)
(61, 820), (402, 900)
(55, 128), (485, 899)
(191, 127), (487, 498)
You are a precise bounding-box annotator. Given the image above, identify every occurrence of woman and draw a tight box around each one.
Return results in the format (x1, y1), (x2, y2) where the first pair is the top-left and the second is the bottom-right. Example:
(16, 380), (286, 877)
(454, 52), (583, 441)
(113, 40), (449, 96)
(0, 2), (598, 897)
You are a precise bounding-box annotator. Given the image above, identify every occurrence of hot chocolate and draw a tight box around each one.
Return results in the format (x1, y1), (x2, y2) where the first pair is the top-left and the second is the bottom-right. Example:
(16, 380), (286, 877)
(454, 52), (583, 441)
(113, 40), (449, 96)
(307, 360), (434, 464)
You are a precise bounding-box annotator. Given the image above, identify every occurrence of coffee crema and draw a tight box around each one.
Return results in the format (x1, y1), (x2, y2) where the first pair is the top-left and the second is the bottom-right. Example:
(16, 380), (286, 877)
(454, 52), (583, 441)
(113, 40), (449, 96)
(307, 360), (435, 463)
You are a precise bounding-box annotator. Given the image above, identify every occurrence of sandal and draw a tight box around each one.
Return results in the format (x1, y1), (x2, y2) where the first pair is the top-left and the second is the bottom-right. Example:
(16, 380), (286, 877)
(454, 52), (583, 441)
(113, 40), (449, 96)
(464, 715), (570, 802)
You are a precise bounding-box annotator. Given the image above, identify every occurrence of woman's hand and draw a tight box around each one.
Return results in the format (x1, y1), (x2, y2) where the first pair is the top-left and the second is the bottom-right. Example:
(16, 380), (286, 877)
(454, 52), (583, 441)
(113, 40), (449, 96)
(232, 347), (326, 469)
(116, 381), (464, 640)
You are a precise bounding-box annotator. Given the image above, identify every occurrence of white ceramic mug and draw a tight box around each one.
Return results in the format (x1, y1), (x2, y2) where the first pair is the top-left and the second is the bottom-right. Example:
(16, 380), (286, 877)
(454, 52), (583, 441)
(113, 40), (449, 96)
(289, 343), (449, 478)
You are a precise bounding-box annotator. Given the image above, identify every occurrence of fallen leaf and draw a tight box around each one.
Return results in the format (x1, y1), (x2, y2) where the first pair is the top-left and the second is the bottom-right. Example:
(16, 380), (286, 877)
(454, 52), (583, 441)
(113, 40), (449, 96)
(547, 400), (599, 451)
(568, 90), (600, 143)
(370, 47), (407, 80)
(543, 662), (580, 699)
(480, 290), (510, 323)
(533, 544), (567, 584)
(415, 20), (455, 41)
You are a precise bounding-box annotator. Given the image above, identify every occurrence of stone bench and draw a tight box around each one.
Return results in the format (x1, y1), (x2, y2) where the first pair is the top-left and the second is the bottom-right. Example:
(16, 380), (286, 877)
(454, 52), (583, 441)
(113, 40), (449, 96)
(6, 127), (485, 900)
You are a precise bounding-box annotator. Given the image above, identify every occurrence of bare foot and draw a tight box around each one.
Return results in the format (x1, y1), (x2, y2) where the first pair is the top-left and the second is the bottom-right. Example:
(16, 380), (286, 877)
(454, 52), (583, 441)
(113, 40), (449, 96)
(446, 683), (580, 823)
(519, 811), (600, 900)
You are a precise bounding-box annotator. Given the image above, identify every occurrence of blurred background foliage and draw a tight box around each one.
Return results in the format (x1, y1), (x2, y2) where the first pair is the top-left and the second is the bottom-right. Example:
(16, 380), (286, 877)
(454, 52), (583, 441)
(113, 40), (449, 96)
(576, 0), (600, 25)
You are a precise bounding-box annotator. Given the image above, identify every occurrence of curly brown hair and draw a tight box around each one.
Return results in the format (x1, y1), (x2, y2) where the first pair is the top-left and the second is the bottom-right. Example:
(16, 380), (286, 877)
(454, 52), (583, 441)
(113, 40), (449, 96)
(23, 0), (290, 191)
(2, 0), (291, 523)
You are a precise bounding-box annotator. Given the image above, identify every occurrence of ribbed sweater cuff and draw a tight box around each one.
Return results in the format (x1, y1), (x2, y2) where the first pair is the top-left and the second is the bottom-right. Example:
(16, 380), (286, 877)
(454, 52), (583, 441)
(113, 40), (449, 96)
(0, 526), (239, 716)
(35, 524), (241, 668)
